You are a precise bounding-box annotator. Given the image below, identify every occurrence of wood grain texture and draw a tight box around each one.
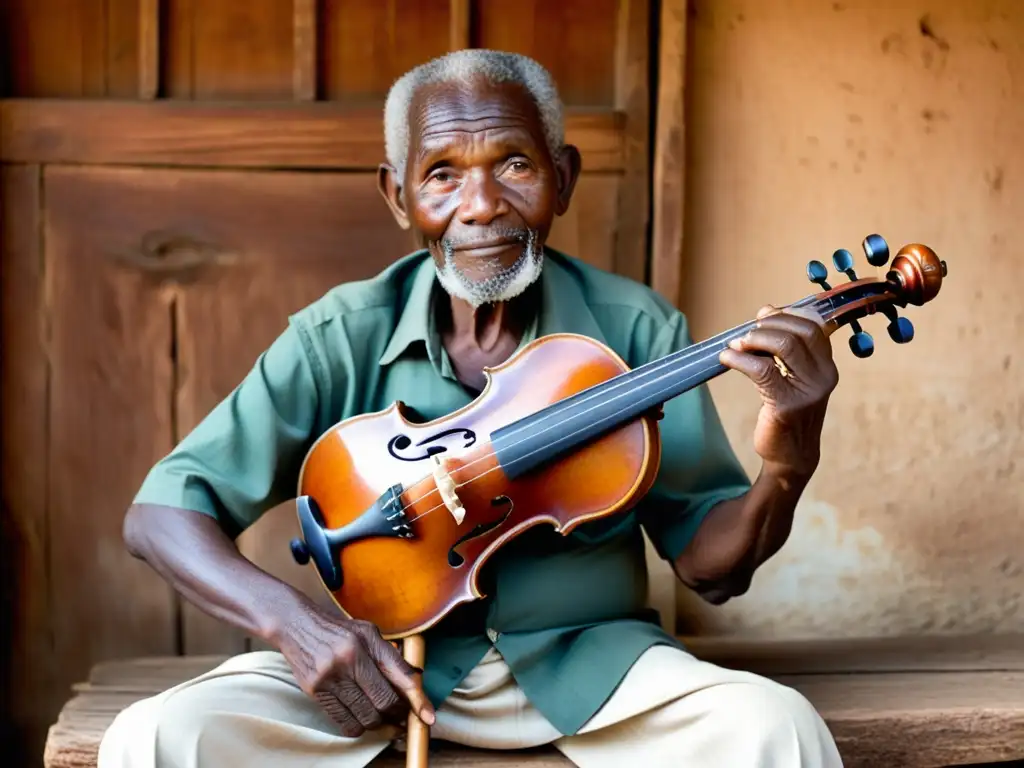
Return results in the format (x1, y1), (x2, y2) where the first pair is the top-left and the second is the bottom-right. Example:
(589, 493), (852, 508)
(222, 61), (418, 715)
(474, 0), (619, 107)
(42, 164), (180, 725)
(152, 167), (418, 652)
(320, 0), (451, 101)
(611, 0), (652, 287)
(164, 0), (295, 99)
(1, 0), (143, 97)
(448, 0), (470, 51)
(547, 173), (620, 273)
(293, 0), (318, 100)
(138, 0), (160, 98)
(0, 165), (53, 766)
(0, 100), (627, 172)
(44, 639), (1024, 768)
(62, 166), (415, 653)
(684, 632), (1024, 675)
(650, 0), (686, 307)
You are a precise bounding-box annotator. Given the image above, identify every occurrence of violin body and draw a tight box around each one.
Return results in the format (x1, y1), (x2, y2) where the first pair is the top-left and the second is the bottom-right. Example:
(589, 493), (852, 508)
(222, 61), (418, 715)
(295, 333), (662, 639)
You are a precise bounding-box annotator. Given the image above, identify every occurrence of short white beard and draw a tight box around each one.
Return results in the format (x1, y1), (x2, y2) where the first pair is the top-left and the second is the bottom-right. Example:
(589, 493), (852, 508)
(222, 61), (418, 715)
(434, 230), (543, 308)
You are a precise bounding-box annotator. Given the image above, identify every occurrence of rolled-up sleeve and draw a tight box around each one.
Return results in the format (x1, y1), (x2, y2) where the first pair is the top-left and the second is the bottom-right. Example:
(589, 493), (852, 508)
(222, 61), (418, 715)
(132, 321), (326, 538)
(637, 311), (752, 562)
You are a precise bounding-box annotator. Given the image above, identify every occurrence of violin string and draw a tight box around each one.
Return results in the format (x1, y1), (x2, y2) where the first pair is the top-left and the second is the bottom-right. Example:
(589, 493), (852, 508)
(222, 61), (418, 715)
(329, 295), (829, 532)
(400, 336), (752, 524)
(395, 294), (830, 520)
(392, 320), (758, 518)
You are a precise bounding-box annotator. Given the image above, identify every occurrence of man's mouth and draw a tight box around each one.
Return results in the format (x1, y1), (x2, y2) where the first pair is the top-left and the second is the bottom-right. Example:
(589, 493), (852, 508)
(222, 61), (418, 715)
(453, 240), (522, 258)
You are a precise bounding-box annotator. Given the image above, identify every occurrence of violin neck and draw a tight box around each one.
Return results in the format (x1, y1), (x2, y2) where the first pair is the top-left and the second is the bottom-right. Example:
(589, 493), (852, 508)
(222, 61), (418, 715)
(491, 295), (821, 480)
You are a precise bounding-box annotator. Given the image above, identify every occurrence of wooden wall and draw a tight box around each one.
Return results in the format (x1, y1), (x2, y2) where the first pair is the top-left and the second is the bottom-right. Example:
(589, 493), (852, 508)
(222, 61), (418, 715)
(0, 1), (688, 764)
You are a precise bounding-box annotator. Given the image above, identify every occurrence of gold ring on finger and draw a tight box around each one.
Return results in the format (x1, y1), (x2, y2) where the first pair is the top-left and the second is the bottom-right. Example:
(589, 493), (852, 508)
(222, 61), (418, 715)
(773, 356), (791, 378)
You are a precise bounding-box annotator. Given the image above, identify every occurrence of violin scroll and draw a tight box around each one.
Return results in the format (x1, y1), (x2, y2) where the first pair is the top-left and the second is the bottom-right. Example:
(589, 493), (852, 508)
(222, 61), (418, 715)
(804, 234), (947, 358)
(888, 243), (946, 306)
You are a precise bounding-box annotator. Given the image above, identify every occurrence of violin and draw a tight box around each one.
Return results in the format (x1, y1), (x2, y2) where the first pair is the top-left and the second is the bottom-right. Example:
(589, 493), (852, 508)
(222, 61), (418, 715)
(287, 235), (945, 765)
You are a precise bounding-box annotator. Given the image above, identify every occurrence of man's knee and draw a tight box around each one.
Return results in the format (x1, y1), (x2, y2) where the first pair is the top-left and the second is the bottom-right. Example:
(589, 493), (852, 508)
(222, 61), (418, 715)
(101, 660), (333, 767)
(697, 679), (839, 763)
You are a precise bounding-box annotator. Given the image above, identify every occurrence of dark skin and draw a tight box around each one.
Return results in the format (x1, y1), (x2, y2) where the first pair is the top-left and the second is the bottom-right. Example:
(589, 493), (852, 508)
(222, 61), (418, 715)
(122, 77), (838, 741)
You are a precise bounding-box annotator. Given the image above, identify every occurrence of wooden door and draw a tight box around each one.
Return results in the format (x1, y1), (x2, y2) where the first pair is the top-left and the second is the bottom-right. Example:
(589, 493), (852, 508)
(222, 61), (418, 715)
(0, 1), (677, 764)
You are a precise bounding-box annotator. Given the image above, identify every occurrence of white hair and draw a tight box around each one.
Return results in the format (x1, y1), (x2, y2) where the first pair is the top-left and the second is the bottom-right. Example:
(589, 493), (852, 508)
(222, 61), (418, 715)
(383, 49), (565, 179)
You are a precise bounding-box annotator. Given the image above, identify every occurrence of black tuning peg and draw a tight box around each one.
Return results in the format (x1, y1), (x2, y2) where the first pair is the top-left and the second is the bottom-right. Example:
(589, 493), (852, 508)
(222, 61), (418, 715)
(806, 260), (832, 290)
(849, 327), (875, 358)
(862, 234), (890, 267)
(832, 249), (858, 280)
(880, 305), (914, 343)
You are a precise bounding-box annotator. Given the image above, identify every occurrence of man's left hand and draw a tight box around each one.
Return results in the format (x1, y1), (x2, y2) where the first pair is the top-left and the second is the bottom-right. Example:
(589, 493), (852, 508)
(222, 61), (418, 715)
(719, 305), (839, 481)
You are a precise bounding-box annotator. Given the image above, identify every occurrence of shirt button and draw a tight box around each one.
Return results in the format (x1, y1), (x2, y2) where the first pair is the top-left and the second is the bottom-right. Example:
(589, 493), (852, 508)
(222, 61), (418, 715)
(486, 628), (498, 642)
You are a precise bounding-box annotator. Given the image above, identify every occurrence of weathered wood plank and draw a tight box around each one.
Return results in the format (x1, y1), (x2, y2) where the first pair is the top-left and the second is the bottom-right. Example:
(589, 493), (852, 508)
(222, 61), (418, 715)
(42, 164), (179, 728)
(138, 0), (160, 99)
(2, 0), (92, 96)
(0, 100), (627, 172)
(126, 167), (416, 653)
(650, 0), (686, 307)
(293, 0), (318, 101)
(1, 0), (143, 98)
(683, 633), (1024, 675)
(475, 0), (620, 107)
(611, 0), (651, 286)
(547, 173), (621, 274)
(162, 0), (194, 98)
(448, 0), (470, 51)
(320, 0), (451, 101)
(169, 0), (296, 99)
(108, 0), (145, 98)
(0, 164), (53, 766)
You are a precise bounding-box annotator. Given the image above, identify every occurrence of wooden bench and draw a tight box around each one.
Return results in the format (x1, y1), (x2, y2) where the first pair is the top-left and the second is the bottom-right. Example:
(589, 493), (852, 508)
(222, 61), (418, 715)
(44, 635), (1024, 768)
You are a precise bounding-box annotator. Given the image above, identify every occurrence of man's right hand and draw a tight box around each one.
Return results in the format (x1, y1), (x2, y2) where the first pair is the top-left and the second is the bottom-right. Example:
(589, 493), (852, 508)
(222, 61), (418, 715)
(276, 606), (436, 738)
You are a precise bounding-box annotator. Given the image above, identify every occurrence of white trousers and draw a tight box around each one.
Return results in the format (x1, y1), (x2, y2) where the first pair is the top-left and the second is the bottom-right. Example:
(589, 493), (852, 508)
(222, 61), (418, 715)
(98, 644), (843, 768)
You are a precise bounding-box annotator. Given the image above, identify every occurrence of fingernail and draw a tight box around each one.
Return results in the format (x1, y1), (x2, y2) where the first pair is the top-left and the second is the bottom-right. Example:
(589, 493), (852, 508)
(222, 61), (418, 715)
(728, 338), (743, 350)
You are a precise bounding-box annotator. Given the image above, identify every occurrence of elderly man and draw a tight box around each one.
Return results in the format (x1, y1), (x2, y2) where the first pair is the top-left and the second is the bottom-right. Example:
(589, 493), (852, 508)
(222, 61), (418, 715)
(99, 50), (843, 767)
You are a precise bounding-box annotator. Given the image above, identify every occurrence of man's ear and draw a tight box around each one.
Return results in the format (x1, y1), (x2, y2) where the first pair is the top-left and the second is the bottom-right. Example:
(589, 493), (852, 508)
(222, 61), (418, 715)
(377, 163), (411, 230)
(553, 144), (582, 217)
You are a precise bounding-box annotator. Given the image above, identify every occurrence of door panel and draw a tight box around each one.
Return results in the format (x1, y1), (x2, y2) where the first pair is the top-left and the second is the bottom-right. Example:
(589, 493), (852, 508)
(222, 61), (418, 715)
(43, 165), (180, 689)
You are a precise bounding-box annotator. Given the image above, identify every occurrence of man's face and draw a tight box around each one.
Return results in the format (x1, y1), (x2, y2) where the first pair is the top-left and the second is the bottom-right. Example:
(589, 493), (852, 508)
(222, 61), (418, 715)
(379, 77), (580, 307)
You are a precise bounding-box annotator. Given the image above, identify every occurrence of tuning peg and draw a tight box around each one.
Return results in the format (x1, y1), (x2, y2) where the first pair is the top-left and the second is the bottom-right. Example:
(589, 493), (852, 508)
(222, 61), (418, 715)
(832, 248), (858, 280)
(880, 305), (914, 343)
(847, 319), (874, 358)
(289, 538), (310, 565)
(862, 234), (890, 267)
(888, 317), (914, 343)
(806, 260), (832, 290)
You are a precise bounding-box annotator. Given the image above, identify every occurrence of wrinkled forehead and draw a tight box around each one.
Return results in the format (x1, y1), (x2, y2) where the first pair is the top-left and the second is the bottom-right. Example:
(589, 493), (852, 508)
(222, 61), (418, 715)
(406, 78), (549, 159)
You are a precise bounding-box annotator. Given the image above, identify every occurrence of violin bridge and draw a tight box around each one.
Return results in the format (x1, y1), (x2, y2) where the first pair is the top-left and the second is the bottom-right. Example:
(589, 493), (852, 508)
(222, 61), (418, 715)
(432, 454), (466, 525)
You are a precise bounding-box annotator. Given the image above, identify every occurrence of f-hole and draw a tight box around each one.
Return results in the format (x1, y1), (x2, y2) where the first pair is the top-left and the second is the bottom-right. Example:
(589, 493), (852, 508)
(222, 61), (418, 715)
(447, 496), (514, 568)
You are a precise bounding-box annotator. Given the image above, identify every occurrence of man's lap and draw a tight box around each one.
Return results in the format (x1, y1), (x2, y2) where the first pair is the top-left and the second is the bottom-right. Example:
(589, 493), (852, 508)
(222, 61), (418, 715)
(98, 643), (843, 768)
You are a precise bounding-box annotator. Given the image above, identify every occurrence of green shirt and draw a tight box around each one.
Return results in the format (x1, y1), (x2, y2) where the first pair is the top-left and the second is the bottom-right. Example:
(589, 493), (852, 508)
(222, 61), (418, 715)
(134, 247), (752, 735)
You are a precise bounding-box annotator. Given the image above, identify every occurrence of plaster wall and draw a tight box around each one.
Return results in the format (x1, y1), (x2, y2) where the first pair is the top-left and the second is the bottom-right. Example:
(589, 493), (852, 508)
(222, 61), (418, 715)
(678, 0), (1023, 638)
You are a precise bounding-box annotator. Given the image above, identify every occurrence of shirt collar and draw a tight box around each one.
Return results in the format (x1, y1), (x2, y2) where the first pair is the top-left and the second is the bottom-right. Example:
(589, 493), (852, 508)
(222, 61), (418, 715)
(377, 247), (607, 370)
(377, 251), (439, 367)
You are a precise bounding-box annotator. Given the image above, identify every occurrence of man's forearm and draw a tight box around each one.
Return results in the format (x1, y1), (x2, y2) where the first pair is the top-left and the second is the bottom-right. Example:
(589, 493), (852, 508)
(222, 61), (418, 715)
(123, 503), (313, 645)
(672, 465), (811, 603)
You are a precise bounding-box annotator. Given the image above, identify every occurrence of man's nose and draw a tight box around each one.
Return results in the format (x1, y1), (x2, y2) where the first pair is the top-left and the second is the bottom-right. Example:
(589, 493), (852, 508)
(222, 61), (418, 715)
(457, 170), (509, 226)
